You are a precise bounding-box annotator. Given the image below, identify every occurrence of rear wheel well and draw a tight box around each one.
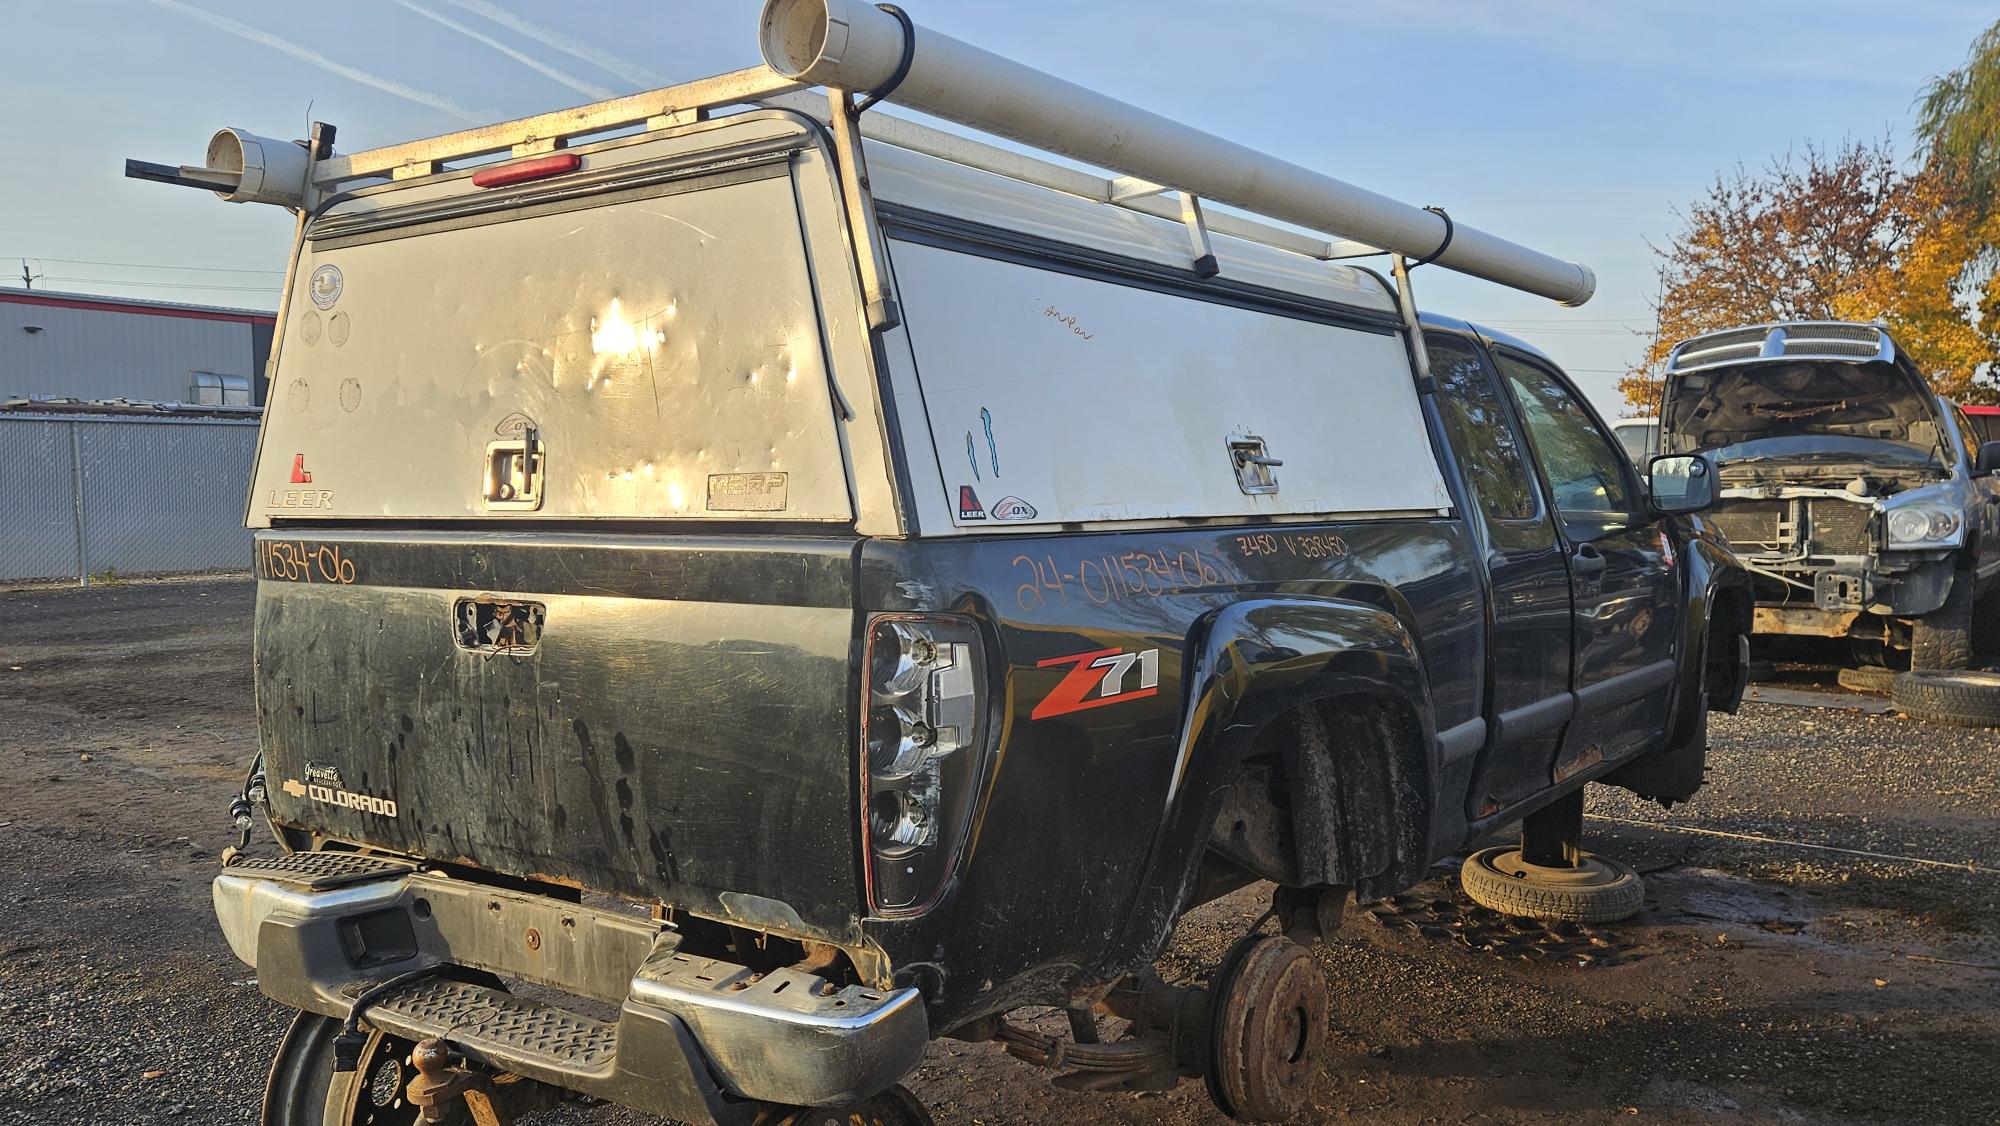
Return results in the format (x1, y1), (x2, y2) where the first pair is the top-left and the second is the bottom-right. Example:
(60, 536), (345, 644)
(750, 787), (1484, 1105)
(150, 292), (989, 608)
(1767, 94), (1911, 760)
(1196, 692), (1430, 908)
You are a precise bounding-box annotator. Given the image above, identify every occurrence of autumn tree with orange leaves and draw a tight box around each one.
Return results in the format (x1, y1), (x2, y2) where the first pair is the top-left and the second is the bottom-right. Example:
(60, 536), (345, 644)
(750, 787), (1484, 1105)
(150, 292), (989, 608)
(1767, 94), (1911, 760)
(1625, 20), (2000, 413)
(1620, 138), (2000, 411)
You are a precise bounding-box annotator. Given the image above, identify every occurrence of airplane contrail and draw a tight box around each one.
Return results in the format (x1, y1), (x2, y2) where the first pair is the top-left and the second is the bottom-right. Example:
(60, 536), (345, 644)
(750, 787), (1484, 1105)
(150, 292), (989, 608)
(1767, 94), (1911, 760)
(146, 0), (490, 124)
(392, 0), (617, 101)
(439, 0), (667, 89)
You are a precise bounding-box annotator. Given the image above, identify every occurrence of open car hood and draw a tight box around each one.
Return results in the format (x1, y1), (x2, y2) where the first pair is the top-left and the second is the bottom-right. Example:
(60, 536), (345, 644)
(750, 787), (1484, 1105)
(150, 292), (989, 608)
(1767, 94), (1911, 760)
(1662, 358), (1942, 454)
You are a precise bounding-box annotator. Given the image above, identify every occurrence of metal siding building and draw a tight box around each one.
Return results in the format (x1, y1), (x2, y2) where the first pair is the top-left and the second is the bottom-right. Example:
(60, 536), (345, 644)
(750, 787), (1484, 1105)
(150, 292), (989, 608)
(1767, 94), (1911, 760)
(0, 288), (274, 404)
(1, 289), (274, 581)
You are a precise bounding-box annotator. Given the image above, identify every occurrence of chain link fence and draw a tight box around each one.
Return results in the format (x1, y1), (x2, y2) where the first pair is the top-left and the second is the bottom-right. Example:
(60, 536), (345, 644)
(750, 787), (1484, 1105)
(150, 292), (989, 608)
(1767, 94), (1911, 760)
(1, 411), (259, 583)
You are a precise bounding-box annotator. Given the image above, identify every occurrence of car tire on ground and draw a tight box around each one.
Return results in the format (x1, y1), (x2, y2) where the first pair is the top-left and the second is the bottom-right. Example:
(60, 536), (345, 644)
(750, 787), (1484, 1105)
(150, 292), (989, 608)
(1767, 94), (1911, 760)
(1458, 846), (1644, 924)
(1891, 669), (2000, 728)
(1836, 665), (1897, 695)
(1911, 578), (1974, 670)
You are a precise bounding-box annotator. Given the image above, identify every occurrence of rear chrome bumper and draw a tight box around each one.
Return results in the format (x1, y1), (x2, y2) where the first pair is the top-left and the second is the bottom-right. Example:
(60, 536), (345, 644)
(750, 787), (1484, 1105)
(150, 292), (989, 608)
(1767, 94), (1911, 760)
(213, 853), (925, 1122)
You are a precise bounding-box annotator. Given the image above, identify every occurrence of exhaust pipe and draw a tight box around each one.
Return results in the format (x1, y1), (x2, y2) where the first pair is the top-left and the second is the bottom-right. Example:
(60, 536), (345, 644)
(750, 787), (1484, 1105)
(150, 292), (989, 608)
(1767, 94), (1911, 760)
(759, 0), (1595, 306)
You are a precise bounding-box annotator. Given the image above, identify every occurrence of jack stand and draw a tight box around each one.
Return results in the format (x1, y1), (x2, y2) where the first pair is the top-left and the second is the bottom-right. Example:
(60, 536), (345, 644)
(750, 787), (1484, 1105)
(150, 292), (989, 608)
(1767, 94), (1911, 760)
(1460, 785), (1644, 924)
(1518, 787), (1584, 869)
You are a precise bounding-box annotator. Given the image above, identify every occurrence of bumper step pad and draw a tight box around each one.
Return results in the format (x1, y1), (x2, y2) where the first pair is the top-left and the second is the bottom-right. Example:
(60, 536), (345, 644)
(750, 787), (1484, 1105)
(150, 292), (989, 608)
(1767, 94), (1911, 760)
(226, 851), (416, 890)
(349, 974), (742, 1122)
(355, 977), (618, 1076)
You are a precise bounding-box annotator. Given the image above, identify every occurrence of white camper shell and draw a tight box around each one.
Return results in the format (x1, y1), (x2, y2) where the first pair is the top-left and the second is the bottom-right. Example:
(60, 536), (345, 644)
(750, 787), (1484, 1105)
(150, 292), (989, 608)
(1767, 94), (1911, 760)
(130, 0), (1594, 540)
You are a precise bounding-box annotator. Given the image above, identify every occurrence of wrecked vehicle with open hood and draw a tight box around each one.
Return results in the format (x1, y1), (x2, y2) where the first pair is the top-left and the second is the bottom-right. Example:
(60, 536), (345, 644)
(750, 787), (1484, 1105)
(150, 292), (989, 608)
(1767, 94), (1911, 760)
(1662, 322), (2000, 669)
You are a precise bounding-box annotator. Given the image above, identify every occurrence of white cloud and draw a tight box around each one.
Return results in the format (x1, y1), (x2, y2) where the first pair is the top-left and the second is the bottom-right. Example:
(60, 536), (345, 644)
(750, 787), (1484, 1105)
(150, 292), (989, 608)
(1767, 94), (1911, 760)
(145, 0), (491, 123)
(393, 0), (618, 101)
(439, 0), (667, 88)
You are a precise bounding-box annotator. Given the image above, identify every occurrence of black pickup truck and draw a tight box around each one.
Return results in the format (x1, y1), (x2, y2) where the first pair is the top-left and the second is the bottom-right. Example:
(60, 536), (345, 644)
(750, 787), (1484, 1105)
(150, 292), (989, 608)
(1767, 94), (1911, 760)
(149, 9), (1750, 1124)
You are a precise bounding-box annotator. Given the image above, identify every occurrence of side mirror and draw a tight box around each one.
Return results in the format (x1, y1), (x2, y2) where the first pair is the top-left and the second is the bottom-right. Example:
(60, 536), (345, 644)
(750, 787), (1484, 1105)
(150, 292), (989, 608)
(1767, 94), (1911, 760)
(1976, 441), (2000, 477)
(1648, 453), (1717, 516)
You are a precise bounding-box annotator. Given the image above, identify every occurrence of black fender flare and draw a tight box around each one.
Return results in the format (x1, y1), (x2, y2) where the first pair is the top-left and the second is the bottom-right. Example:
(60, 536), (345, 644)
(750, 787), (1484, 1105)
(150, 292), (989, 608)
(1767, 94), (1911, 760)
(1115, 594), (1438, 960)
(1682, 518), (1753, 708)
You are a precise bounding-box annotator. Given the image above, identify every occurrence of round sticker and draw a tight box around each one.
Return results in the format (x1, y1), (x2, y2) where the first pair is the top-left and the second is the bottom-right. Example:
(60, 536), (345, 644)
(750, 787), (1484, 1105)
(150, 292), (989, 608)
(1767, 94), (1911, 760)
(309, 264), (343, 310)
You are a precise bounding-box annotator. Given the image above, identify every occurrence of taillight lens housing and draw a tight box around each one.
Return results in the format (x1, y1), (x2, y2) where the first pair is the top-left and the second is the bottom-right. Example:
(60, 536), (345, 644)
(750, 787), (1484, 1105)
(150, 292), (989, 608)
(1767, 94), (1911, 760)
(861, 615), (988, 916)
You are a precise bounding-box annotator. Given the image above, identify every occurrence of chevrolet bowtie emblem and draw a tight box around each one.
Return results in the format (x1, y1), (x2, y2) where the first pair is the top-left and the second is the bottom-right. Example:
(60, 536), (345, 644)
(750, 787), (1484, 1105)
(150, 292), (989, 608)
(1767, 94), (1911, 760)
(281, 779), (308, 798)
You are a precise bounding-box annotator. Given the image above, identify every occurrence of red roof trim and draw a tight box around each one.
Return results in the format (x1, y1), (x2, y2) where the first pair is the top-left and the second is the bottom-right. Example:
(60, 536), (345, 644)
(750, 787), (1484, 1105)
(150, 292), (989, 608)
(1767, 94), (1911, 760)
(0, 290), (275, 326)
(1960, 404), (2000, 415)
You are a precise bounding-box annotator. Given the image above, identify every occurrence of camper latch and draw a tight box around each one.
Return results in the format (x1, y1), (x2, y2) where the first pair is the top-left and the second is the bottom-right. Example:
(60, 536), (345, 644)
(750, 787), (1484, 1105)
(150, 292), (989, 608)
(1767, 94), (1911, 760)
(483, 427), (545, 511)
(1227, 435), (1282, 495)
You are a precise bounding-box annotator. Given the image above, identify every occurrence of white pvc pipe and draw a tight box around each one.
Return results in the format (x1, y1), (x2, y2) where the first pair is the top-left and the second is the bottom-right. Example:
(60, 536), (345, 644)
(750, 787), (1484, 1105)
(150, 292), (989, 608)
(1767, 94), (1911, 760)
(204, 128), (310, 207)
(759, 0), (1596, 306)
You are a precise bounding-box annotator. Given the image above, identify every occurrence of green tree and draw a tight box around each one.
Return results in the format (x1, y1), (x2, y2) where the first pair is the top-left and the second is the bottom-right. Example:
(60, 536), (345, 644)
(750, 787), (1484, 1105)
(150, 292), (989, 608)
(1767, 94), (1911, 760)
(1919, 20), (2000, 216)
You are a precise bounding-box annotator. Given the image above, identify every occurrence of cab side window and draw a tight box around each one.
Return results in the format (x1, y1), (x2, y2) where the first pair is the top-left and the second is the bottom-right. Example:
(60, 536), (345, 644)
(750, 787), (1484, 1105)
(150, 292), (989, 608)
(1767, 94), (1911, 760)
(1950, 403), (1979, 463)
(1493, 353), (1633, 533)
(1427, 336), (1540, 524)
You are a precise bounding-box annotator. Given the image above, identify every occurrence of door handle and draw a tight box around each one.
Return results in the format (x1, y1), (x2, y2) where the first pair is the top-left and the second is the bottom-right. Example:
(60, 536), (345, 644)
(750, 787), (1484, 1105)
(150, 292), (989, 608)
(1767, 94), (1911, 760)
(1571, 543), (1607, 578)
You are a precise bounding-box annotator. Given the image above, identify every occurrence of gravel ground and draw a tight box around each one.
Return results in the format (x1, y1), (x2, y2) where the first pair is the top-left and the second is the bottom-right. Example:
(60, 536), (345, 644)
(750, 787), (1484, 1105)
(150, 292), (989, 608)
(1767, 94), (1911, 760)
(1, 579), (1996, 1124)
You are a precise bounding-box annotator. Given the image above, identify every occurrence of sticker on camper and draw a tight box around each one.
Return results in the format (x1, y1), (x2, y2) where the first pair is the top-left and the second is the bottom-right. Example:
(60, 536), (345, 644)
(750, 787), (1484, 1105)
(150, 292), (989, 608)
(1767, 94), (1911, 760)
(308, 264), (343, 310)
(707, 472), (788, 512)
(991, 496), (1037, 522)
(981, 407), (1001, 477)
(958, 485), (987, 521)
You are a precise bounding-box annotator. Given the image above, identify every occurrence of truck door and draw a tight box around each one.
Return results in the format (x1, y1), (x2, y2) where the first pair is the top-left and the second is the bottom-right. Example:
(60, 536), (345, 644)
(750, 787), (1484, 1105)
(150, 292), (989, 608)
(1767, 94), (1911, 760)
(1425, 336), (1573, 817)
(1948, 402), (2000, 584)
(1492, 351), (1682, 774)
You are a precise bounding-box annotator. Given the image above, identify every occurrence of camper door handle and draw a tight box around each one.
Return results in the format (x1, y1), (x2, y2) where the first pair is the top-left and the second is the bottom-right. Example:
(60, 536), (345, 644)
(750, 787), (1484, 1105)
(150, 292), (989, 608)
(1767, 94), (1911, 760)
(1226, 434), (1282, 495)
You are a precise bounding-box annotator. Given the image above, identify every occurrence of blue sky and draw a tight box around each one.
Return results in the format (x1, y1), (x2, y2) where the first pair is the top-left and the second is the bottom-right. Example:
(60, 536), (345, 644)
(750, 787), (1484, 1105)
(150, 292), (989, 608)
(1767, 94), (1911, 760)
(3, 0), (1994, 412)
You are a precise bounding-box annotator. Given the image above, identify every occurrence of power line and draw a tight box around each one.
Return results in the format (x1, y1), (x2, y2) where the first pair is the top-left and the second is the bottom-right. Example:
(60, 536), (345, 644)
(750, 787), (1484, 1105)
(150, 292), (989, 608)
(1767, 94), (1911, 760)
(9, 255), (285, 276)
(1478, 317), (1652, 325)
(41, 275), (279, 294)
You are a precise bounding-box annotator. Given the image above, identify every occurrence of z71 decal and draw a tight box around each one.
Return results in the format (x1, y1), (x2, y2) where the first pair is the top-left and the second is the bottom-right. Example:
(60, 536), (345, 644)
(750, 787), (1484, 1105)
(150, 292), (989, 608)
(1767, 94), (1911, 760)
(1032, 646), (1161, 719)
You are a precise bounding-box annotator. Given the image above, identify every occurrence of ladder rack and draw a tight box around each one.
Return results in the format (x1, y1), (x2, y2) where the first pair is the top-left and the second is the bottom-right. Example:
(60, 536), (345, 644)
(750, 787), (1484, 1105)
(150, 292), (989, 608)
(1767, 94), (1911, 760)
(128, 0), (1593, 310)
(304, 69), (1385, 267)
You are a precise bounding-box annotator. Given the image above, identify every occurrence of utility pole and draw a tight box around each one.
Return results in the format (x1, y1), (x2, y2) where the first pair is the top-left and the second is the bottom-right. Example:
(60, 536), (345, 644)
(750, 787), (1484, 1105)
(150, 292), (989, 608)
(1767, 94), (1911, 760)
(19, 258), (41, 289)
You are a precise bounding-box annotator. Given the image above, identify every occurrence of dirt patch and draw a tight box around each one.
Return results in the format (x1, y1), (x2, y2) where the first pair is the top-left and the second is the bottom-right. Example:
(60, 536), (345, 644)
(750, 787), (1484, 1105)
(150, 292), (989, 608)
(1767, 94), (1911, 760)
(1, 580), (1995, 1124)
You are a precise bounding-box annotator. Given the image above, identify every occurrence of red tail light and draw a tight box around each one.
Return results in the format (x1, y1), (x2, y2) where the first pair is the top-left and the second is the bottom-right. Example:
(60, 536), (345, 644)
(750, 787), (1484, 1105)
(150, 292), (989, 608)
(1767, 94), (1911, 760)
(471, 152), (581, 188)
